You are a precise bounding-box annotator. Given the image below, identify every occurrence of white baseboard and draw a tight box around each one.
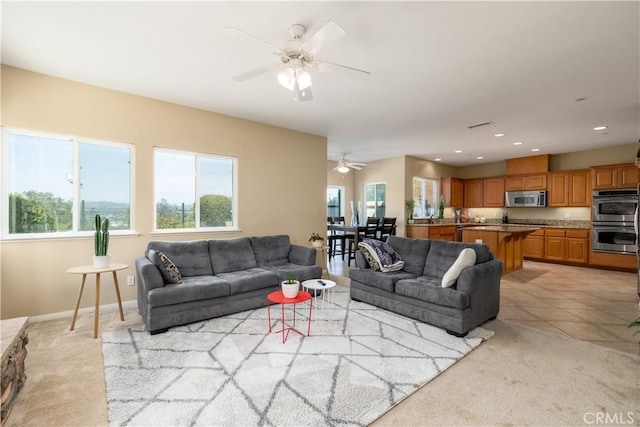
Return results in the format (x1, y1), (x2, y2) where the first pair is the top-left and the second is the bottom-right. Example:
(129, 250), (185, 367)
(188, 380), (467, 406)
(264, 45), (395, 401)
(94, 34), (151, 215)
(29, 299), (138, 323)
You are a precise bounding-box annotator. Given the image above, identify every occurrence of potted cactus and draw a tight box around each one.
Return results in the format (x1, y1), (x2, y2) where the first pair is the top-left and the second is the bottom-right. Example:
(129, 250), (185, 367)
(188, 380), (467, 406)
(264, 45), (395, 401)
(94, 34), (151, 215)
(281, 273), (300, 298)
(93, 214), (111, 268)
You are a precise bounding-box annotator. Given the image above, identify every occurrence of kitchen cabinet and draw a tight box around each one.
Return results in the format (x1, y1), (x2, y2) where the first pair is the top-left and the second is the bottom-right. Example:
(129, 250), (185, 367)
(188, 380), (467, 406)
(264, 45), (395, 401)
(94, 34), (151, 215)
(505, 174), (547, 191)
(440, 177), (464, 207)
(543, 228), (589, 264)
(506, 154), (549, 176)
(406, 225), (456, 241)
(547, 169), (590, 207)
(464, 179), (484, 207)
(483, 177), (505, 207)
(522, 229), (544, 259)
(591, 163), (639, 189)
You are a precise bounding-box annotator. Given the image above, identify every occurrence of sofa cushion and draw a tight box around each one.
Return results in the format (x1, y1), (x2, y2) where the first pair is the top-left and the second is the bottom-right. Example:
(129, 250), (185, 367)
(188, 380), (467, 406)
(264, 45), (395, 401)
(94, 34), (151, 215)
(147, 275), (230, 307)
(358, 239), (405, 272)
(217, 268), (279, 295)
(147, 249), (183, 284)
(146, 240), (213, 277)
(395, 277), (470, 309)
(386, 235), (431, 275)
(349, 268), (417, 293)
(423, 240), (490, 278)
(250, 235), (291, 266)
(442, 248), (476, 288)
(209, 237), (258, 273)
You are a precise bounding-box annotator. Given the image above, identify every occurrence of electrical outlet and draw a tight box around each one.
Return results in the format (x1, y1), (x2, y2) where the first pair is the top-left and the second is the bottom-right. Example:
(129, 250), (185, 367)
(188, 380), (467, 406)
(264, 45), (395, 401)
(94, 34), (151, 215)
(127, 276), (135, 286)
(475, 239), (483, 244)
(564, 213), (570, 219)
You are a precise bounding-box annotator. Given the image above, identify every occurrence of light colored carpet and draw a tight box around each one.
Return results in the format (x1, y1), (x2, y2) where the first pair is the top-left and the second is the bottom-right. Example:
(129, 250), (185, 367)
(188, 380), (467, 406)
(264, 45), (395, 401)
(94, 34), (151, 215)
(6, 284), (639, 426)
(101, 287), (492, 426)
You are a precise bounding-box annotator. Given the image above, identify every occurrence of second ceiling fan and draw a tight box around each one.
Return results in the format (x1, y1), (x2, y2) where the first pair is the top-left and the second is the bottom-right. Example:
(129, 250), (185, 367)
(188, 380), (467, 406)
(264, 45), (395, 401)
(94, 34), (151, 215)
(226, 21), (371, 101)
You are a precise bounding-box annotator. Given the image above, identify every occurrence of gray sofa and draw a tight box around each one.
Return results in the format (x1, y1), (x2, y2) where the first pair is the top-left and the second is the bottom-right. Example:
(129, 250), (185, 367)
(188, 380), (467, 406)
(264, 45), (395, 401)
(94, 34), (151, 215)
(135, 235), (322, 334)
(349, 235), (502, 336)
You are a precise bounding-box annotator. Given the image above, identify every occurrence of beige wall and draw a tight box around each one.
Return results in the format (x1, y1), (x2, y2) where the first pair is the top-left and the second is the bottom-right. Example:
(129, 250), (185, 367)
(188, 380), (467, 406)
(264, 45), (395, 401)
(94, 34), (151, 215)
(1, 66), (327, 319)
(549, 143), (638, 171)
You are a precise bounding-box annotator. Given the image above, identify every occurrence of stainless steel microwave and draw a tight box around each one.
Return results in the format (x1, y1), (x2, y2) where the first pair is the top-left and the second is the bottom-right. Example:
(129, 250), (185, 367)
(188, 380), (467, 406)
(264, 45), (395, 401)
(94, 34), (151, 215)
(505, 190), (547, 207)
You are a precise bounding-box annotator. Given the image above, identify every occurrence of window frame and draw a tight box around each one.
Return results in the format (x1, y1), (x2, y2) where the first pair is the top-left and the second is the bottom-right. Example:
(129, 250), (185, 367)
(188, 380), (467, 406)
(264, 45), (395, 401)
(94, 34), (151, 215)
(152, 147), (238, 233)
(412, 176), (439, 218)
(1, 128), (135, 240)
(364, 182), (386, 218)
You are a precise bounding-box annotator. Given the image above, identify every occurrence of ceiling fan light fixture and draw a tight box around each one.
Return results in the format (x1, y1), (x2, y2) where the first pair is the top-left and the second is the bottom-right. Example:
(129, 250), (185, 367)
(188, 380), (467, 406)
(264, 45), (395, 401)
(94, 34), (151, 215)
(277, 68), (295, 90)
(337, 165), (350, 174)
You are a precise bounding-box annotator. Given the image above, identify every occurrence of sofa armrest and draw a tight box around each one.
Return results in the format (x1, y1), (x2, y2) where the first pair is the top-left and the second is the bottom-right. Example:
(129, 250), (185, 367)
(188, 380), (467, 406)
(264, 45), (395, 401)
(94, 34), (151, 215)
(289, 244), (316, 265)
(135, 256), (165, 295)
(456, 259), (502, 311)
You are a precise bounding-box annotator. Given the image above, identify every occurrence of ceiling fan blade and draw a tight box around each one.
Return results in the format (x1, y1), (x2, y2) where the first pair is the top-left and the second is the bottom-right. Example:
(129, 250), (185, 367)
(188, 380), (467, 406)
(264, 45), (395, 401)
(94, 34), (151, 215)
(315, 60), (371, 82)
(232, 65), (278, 82)
(349, 165), (363, 170)
(301, 21), (345, 55)
(348, 162), (367, 167)
(224, 26), (281, 53)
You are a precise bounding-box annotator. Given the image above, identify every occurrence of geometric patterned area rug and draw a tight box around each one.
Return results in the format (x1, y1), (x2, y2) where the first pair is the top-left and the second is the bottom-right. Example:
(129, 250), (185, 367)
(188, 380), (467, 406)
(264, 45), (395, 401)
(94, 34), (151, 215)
(102, 286), (493, 426)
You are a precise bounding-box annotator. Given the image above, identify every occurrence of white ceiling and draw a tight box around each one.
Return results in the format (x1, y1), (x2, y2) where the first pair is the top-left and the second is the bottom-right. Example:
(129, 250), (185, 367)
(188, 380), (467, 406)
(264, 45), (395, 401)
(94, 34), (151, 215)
(2, 1), (639, 167)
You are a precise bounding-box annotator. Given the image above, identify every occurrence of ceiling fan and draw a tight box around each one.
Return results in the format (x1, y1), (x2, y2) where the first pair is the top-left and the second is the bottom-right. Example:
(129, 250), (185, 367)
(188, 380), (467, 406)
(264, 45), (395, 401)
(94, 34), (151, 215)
(225, 21), (371, 102)
(333, 155), (367, 174)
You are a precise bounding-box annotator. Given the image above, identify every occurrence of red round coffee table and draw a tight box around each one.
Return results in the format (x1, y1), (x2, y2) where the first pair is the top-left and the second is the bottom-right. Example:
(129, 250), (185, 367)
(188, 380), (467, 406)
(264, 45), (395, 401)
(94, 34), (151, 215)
(267, 290), (312, 343)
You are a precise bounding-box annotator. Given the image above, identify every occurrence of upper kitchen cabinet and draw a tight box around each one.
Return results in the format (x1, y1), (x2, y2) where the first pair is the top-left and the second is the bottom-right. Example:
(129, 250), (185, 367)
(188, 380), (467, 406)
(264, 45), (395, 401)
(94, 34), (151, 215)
(591, 163), (639, 189)
(506, 154), (550, 175)
(483, 177), (505, 207)
(505, 174), (547, 191)
(548, 169), (590, 207)
(464, 179), (484, 207)
(440, 177), (464, 207)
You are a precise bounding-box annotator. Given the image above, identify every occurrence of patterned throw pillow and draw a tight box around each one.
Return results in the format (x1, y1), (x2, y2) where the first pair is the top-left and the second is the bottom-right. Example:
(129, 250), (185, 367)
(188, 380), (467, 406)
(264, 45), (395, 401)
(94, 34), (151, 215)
(358, 238), (405, 272)
(148, 249), (182, 284)
(360, 247), (381, 271)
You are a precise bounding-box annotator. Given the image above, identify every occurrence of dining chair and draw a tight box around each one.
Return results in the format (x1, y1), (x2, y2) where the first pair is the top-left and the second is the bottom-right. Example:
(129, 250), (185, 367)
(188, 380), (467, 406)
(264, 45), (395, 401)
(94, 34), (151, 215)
(377, 217), (397, 241)
(328, 216), (353, 261)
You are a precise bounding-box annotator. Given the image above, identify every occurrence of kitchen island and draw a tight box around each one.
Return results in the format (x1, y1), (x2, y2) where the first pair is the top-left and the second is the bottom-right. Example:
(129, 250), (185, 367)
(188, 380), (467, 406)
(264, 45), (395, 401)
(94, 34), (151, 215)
(461, 225), (540, 274)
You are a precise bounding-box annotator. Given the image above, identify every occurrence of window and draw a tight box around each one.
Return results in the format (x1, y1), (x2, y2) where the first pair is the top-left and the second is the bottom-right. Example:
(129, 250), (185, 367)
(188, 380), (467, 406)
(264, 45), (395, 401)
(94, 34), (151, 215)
(412, 177), (439, 217)
(364, 182), (386, 218)
(3, 129), (132, 237)
(154, 148), (236, 231)
(327, 186), (344, 218)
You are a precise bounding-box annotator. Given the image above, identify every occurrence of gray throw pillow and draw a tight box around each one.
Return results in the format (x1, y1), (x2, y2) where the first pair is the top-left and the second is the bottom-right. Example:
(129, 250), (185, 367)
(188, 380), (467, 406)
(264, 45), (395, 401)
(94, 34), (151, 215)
(148, 249), (182, 284)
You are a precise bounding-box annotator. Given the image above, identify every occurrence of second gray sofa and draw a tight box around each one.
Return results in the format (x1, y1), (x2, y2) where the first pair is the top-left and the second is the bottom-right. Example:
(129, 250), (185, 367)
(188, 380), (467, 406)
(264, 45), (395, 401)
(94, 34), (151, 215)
(349, 235), (502, 337)
(135, 235), (322, 334)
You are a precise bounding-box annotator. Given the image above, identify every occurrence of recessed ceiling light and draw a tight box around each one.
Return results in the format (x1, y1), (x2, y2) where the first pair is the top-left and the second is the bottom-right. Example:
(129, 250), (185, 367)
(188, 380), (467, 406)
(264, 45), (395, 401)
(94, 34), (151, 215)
(531, 148), (540, 152)
(494, 133), (505, 137)
(513, 141), (523, 146)
(434, 158), (441, 161)
(476, 156), (484, 160)
(454, 150), (462, 153)
(593, 126), (607, 131)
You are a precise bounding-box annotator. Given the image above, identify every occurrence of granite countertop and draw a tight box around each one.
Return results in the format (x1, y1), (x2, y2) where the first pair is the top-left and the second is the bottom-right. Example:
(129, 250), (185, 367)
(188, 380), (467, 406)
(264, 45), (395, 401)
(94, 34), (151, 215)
(462, 225), (541, 233)
(408, 221), (590, 229)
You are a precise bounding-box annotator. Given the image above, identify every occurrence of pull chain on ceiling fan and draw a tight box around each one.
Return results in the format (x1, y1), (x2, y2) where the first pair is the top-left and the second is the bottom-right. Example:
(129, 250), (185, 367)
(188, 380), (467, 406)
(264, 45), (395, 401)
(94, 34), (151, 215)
(225, 21), (371, 102)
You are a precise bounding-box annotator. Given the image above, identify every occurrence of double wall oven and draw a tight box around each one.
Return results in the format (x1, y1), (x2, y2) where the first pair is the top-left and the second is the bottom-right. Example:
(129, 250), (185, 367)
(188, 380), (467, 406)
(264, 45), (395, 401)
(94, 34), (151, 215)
(591, 188), (638, 254)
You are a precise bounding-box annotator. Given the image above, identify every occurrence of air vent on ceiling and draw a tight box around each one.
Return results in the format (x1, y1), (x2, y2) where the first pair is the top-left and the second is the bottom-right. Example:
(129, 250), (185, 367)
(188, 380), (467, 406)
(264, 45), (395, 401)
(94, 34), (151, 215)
(467, 121), (495, 130)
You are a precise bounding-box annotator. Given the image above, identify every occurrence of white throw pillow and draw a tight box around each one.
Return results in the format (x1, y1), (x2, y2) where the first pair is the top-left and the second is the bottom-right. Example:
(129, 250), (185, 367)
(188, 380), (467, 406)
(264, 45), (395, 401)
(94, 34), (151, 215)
(441, 248), (476, 288)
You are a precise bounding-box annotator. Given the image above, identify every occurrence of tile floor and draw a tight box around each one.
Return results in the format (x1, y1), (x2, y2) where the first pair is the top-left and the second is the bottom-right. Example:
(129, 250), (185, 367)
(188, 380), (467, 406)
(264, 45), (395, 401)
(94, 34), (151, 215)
(326, 255), (640, 354)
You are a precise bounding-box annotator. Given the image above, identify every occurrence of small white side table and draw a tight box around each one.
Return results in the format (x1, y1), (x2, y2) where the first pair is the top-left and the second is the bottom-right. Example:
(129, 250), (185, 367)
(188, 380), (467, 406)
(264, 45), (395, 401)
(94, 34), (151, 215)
(301, 279), (336, 310)
(66, 263), (128, 338)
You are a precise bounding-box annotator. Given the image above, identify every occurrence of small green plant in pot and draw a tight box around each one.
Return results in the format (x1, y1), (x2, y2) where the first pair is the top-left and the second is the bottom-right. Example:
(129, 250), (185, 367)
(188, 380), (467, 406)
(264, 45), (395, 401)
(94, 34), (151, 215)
(405, 199), (416, 224)
(308, 232), (325, 248)
(93, 214), (111, 268)
(281, 273), (300, 298)
(629, 316), (640, 352)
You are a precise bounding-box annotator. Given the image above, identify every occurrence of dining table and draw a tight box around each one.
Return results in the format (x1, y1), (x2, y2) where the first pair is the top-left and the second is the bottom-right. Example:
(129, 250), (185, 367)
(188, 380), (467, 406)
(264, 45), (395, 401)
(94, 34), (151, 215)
(327, 224), (366, 246)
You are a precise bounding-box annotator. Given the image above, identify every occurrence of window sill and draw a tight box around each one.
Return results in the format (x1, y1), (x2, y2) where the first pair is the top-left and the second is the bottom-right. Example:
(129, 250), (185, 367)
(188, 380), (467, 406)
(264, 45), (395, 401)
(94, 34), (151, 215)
(1, 231), (141, 243)
(149, 228), (242, 237)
